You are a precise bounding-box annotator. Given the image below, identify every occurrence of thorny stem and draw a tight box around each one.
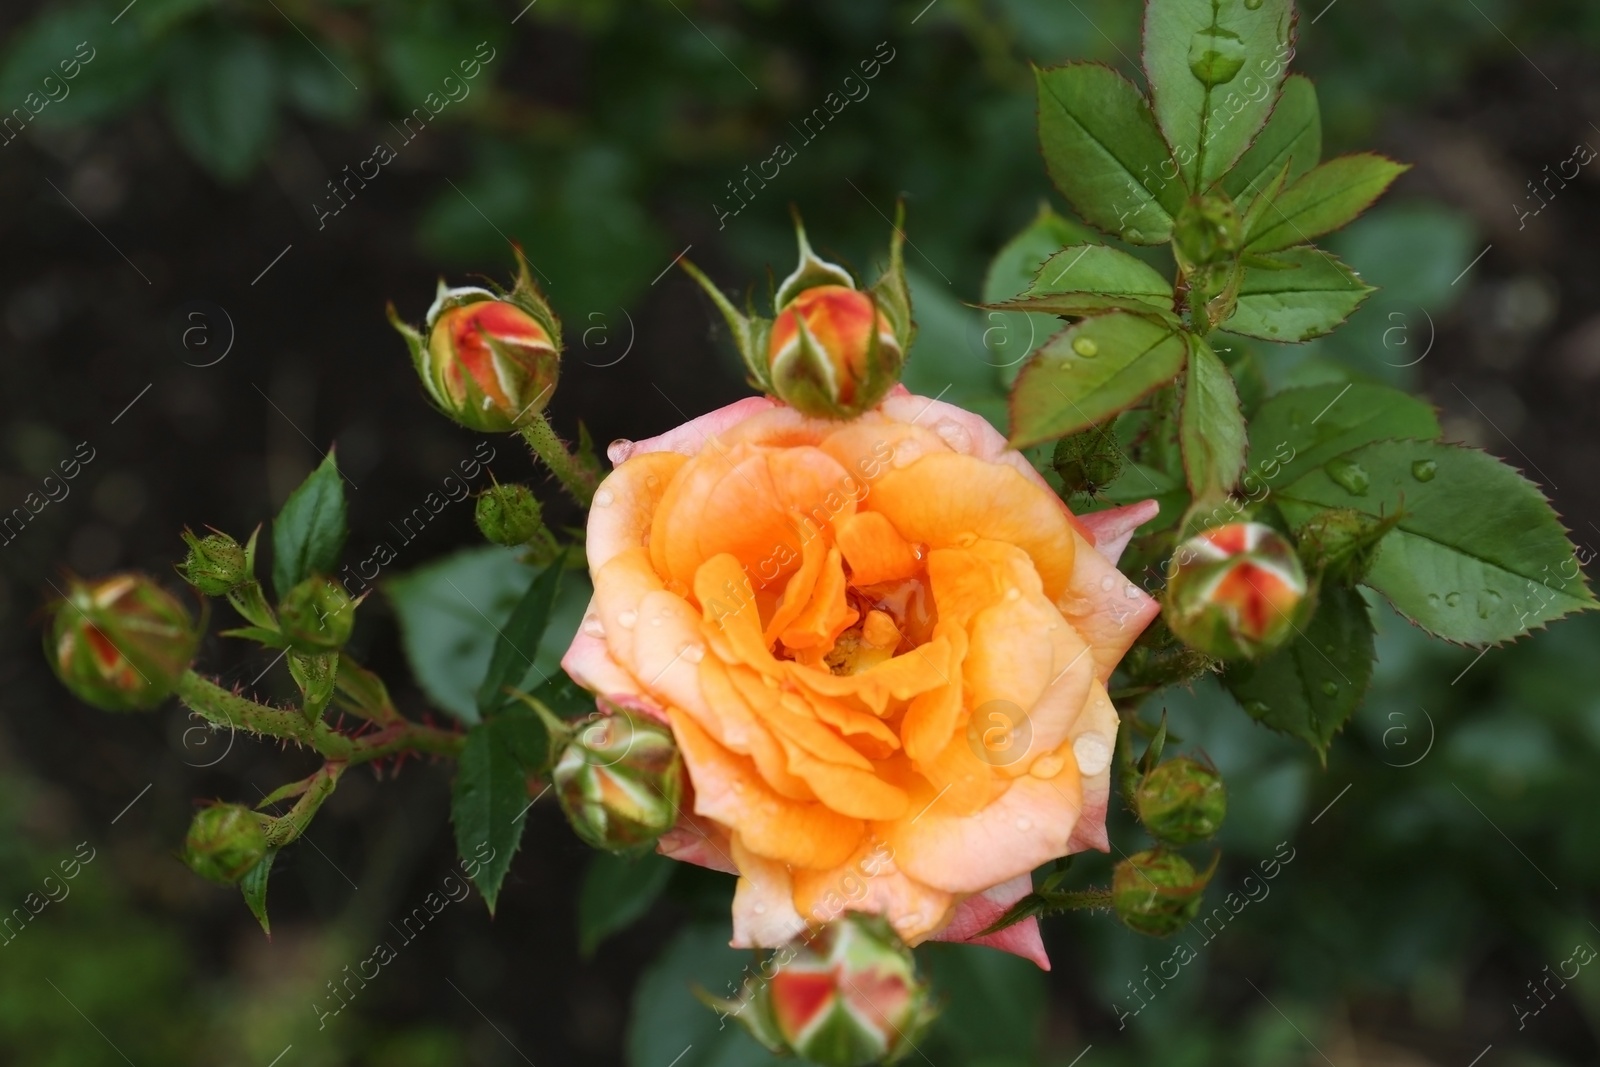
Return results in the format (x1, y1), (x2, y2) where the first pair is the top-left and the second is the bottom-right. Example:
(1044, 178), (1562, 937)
(175, 671), (466, 765)
(519, 412), (599, 507)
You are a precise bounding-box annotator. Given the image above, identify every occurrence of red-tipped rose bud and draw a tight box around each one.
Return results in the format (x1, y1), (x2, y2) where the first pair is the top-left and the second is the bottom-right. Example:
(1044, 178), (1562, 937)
(713, 913), (936, 1067)
(390, 249), (562, 432)
(183, 803), (269, 885)
(768, 285), (903, 419)
(278, 576), (356, 651)
(1112, 848), (1213, 937)
(1136, 757), (1227, 845)
(1164, 522), (1308, 660)
(46, 574), (199, 712)
(553, 703), (684, 852)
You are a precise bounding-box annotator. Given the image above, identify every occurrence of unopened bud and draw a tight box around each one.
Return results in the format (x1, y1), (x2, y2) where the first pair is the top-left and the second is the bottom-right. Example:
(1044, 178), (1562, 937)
(1295, 506), (1397, 584)
(46, 574), (198, 712)
(183, 803), (269, 884)
(278, 576), (356, 651)
(1136, 757), (1227, 845)
(1112, 849), (1213, 937)
(768, 285), (904, 420)
(713, 913), (936, 1067)
(177, 528), (249, 596)
(1164, 522), (1308, 660)
(475, 483), (544, 547)
(1173, 192), (1243, 272)
(553, 703), (684, 851)
(1052, 427), (1124, 497)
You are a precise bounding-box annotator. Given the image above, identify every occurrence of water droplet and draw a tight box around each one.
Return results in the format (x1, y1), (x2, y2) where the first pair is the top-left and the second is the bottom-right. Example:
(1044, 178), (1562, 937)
(1323, 457), (1370, 495)
(1124, 584), (1142, 599)
(1319, 680), (1338, 697)
(650, 615), (663, 626)
(1411, 459), (1437, 482)
(1030, 754), (1065, 779)
(1188, 27), (1247, 87)
(1445, 592), (1461, 607)
(1426, 593), (1440, 607)
(1015, 816), (1033, 832)
(582, 616), (605, 638)
(682, 643), (706, 664)
(1244, 0), (1263, 8)
(1072, 732), (1112, 776)
(934, 418), (973, 453)
(618, 610), (638, 629)
(594, 488), (615, 507)
(1476, 595), (1493, 619)
(1006, 587), (1021, 601)
(1072, 336), (1099, 357)
(1100, 575), (1116, 591)
(1243, 700), (1271, 718)
(646, 474), (661, 489)
(892, 439), (926, 469)
(1123, 228), (1145, 243)
(955, 531), (978, 547)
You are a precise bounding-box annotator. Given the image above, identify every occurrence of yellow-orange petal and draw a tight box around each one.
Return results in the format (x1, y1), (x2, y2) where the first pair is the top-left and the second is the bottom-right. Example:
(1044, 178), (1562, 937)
(672, 709), (863, 870)
(588, 451), (688, 572)
(731, 838), (809, 947)
(790, 840), (954, 944)
(836, 510), (921, 586)
(1058, 529), (1161, 684)
(699, 659), (815, 801)
(778, 545), (857, 653)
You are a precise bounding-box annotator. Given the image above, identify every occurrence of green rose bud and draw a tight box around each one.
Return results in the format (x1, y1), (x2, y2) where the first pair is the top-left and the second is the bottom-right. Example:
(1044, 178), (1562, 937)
(1136, 757), (1227, 845)
(278, 576), (356, 651)
(1052, 427), (1124, 498)
(1164, 522), (1309, 660)
(714, 913), (936, 1067)
(46, 574), (199, 712)
(1112, 849), (1214, 937)
(177, 528), (249, 596)
(183, 803), (269, 885)
(553, 703), (684, 852)
(475, 483), (544, 547)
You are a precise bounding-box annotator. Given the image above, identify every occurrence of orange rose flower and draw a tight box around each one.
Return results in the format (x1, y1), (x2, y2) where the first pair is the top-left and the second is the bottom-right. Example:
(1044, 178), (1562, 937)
(562, 388), (1159, 968)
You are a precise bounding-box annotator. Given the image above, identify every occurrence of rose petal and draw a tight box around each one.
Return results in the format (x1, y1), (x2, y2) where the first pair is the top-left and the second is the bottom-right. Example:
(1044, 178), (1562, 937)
(608, 396), (778, 465)
(929, 874), (1050, 970)
(1076, 499), (1161, 564)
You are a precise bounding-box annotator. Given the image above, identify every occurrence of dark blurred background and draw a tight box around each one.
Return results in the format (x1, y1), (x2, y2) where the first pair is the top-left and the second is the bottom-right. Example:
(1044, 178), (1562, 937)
(2, 1), (1599, 1064)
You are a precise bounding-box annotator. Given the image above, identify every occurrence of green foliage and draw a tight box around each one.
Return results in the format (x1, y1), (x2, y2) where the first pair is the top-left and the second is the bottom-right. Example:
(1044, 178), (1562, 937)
(1243, 154), (1410, 253)
(1222, 248), (1373, 342)
(1179, 337), (1246, 494)
(1244, 381), (1441, 487)
(625, 923), (771, 1067)
(269, 450), (349, 599)
(475, 560), (565, 718)
(1220, 74), (1321, 201)
(451, 711), (541, 913)
(578, 850), (675, 957)
(164, 28), (278, 183)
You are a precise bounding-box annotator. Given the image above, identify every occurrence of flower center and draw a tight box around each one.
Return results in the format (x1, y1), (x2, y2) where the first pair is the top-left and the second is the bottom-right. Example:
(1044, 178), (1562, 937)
(821, 574), (939, 676)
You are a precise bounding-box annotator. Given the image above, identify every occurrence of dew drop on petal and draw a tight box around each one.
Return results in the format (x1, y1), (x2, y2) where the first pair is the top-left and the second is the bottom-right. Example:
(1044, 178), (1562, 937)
(618, 610), (638, 629)
(1006, 587), (1022, 601)
(1015, 816), (1033, 832)
(753, 902), (767, 915)
(1124, 584), (1142, 599)
(594, 488), (615, 507)
(682, 643), (706, 664)
(1072, 732), (1112, 776)
(582, 616), (606, 638)
(650, 615), (663, 626)
(1030, 754), (1065, 779)
(892, 440), (926, 469)
(1100, 575), (1116, 591)
(934, 419), (973, 453)
(646, 474), (661, 489)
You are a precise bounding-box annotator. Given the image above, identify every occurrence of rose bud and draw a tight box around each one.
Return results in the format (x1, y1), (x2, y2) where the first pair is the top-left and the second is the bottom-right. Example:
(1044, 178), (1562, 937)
(1112, 848), (1214, 937)
(46, 574), (199, 712)
(1163, 522), (1308, 660)
(389, 249), (562, 433)
(1052, 426), (1124, 498)
(767, 284), (903, 420)
(183, 803), (269, 885)
(177, 528), (248, 596)
(1136, 757), (1227, 845)
(475, 482), (544, 547)
(553, 703), (684, 852)
(278, 576), (356, 651)
(715, 913), (936, 1067)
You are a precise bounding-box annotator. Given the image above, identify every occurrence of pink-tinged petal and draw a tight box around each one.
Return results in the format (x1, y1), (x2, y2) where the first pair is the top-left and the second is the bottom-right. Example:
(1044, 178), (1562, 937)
(1077, 499), (1161, 564)
(1062, 682), (1118, 854)
(879, 391), (1061, 501)
(731, 838), (810, 948)
(658, 810), (740, 875)
(1059, 530), (1161, 684)
(560, 600), (650, 703)
(608, 396), (778, 465)
(930, 874), (1051, 971)
(588, 451), (688, 573)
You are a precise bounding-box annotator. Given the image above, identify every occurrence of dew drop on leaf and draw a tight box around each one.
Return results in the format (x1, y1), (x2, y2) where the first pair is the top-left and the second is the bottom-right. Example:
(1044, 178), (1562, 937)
(1323, 457), (1371, 495)
(1445, 592), (1461, 607)
(1244, 0), (1264, 9)
(1319, 680), (1338, 697)
(1072, 336), (1099, 357)
(1123, 228), (1145, 243)
(1188, 28), (1247, 87)
(1243, 700), (1271, 717)
(1411, 459), (1437, 482)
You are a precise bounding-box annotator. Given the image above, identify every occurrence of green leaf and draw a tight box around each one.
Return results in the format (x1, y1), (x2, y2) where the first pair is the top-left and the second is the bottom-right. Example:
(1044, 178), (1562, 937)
(476, 561), (565, 718)
(578, 850), (675, 957)
(1035, 63), (1184, 244)
(626, 923), (771, 1067)
(270, 451), (348, 599)
(1276, 441), (1598, 645)
(386, 547), (590, 725)
(919, 942), (1046, 1062)
(1142, 0), (1296, 189)
(1221, 74), (1322, 202)
(982, 204), (1098, 305)
(451, 713), (540, 913)
(1223, 247), (1374, 343)
(1246, 382), (1441, 488)
(240, 850), (276, 938)
(0, 8), (155, 128)
(165, 29), (279, 183)
(1180, 337), (1247, 494)
(1223, 583), (1375, 758)
(1009, 313), (1188, 448)
(1245, 153), (1411, 253)
(989, 244), (1175, 318)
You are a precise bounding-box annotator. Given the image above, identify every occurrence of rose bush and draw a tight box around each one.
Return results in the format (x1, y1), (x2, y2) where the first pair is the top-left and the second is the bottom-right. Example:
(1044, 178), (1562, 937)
(562, 385), (1161, 967)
